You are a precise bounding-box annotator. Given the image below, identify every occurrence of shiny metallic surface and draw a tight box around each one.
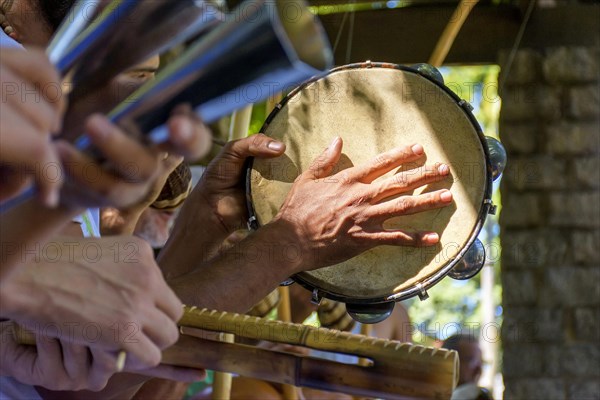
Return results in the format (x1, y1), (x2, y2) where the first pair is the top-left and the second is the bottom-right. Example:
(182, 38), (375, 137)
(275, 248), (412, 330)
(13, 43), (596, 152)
(485, 136), (507, 181)
(69, 0), (224, 100)
(55, 0), (139, 74)
(346, 302), (395, 324)
(3, 0), (333, 211)
(100, 0), (333, 147)
(411, 63), (445, 85)
(448, 239), (486, 280)
(4, 0), (332, 211)
(47, 0), (101, 65)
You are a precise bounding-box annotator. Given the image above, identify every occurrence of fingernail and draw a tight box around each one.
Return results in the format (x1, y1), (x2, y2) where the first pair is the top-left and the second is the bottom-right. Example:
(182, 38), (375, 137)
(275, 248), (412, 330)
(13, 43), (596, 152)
(325, 137), (341, 157)
(176, 119), (194, 143)
(440, 190), (453, 202)
(327, 137), (341, 154)
(411, 144), (424, 155)
(424, 233), (439, 243)
(438, 164), (450, 175)
(267, 141), (285, 152)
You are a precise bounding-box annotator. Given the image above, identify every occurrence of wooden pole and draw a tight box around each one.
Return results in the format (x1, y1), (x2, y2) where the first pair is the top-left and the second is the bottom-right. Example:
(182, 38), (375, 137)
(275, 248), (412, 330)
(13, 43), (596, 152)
(212, 104), (254, 400)
(212, 333), (235, 400)
(163, 335), (456, 400)
(357, 324), (373, 368)
(228, 105), (254, 142)
(10, 309), (459, 400)
(277, 286), (299, 400)
(428, 0), (480, 67)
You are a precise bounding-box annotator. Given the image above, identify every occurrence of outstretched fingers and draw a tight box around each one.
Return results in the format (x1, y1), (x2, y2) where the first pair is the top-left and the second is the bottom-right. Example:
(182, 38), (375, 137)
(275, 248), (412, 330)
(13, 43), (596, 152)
(370, 163), (451, 203)
(349, 144), (425, 183)
(356, 230), (441, 247)
(367, 189), (453, 220)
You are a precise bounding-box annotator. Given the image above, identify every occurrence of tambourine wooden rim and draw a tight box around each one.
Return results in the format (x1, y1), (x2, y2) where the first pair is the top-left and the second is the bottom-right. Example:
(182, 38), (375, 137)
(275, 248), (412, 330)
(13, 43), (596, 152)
(245, 61), (494, 305)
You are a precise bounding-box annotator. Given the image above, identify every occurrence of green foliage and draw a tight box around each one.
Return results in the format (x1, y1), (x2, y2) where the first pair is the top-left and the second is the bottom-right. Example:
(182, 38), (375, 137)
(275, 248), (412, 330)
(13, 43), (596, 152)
(441, 65), (501, 139)
(249, 102), (268, 135)
(408, 278), (481, 341)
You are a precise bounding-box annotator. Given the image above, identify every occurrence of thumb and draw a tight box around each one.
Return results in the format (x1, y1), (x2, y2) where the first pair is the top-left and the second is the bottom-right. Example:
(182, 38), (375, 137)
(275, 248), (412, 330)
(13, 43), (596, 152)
(224, 134), (286, 163)
(307, 137), (343, 180)
(205, 134), (285, 182)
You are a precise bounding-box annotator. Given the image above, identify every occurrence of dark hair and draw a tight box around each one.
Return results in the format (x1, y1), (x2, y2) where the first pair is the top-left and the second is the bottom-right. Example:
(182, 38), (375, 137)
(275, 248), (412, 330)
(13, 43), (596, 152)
(37, 0), (76, 30)
(441, 333), (479, 352)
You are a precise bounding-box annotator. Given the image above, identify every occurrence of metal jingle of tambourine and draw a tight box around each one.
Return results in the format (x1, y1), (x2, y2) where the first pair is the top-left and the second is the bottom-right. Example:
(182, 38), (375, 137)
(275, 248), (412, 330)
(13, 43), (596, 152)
(485, 136), (507, 181)
(411, 63), (445, 85)
(448, 239), (486, 280)
(346, 301), (395, 324)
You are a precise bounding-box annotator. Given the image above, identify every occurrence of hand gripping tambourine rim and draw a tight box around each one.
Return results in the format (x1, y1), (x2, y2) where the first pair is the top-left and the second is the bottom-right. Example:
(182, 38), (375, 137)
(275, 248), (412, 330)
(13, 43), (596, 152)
(245, 61), (494, 306)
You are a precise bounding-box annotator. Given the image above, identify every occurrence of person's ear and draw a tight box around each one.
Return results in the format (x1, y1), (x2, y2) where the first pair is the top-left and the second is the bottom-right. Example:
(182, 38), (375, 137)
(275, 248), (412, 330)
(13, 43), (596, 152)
(0, 5), (19, 41)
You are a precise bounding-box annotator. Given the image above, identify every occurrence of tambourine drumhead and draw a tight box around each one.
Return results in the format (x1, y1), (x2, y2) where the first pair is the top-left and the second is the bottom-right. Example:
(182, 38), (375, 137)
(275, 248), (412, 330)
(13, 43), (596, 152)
(249, 63), (490, 302)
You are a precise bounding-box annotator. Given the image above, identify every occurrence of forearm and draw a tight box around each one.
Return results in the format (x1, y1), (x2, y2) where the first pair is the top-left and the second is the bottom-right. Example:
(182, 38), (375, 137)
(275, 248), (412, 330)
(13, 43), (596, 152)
(164, 220), (303, 313)
(158, 204), (232, 279)
(0, 199), (81, 281)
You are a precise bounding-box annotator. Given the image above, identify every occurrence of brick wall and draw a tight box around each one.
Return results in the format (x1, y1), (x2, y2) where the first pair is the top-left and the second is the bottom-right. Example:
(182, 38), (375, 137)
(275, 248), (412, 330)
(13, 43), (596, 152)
(499, 47), (600, 399)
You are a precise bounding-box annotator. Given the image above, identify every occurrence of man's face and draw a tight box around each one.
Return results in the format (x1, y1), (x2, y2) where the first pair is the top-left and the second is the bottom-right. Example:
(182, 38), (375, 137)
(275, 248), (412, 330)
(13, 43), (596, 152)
(457, 341), (483, 386)
(59, 54), (160, 141)
(8, 0), (160, 141)
(133, 207), (178, 249)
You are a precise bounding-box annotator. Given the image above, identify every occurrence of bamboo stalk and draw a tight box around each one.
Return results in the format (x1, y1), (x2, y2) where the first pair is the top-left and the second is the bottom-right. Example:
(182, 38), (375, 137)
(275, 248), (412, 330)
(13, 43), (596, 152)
(215, 103), (254, 399)
(428, 0), (480, 67)
(162, 335), (454, 400)
(277, 286), (299, 400)
(358, 324), (373, 368)
(212, 333), (235, 400)
(228, 105), (254, 142)
(11, 307), (458, 399)
(179, 307), (457, 382)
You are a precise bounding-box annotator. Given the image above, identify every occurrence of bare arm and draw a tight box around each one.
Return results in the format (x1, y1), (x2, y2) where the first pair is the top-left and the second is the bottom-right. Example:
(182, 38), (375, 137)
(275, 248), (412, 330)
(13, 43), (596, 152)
(162, 219), (301, 312)
(161, 137), (452, 312)
(157, 134), (287, 280)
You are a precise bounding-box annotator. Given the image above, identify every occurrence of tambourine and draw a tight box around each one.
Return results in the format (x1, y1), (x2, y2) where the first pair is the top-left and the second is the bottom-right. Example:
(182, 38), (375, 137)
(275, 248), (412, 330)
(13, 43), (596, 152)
(246, 62), (505, 323)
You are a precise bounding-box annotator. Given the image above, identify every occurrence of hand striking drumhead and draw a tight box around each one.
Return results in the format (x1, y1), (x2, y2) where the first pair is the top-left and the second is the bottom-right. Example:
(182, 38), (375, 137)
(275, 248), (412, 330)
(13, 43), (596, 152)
(249, 64), (488, 301)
